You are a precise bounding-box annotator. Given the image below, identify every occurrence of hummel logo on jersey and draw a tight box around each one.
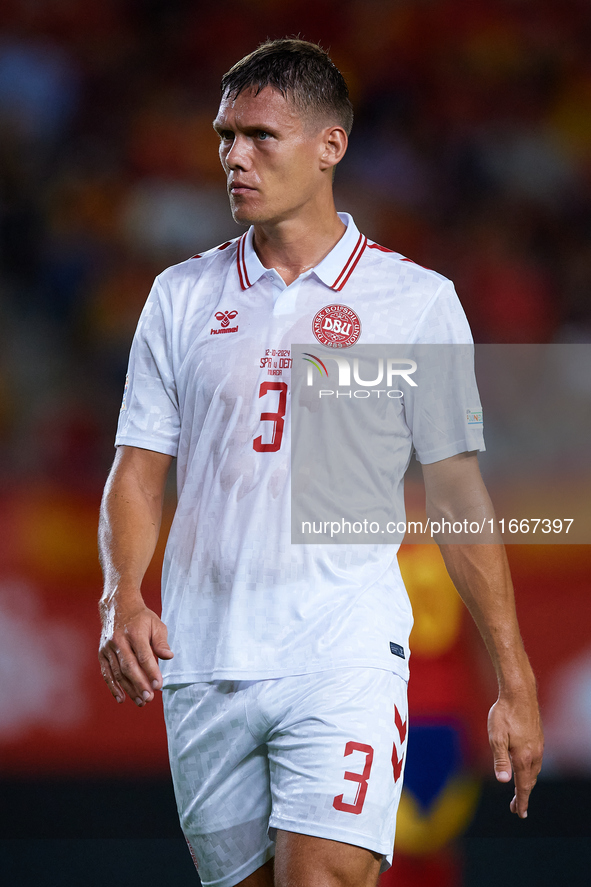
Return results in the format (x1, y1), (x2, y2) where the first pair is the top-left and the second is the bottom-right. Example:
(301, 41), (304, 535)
(211, 310), (238, 335)
(216, 310), (238, 328)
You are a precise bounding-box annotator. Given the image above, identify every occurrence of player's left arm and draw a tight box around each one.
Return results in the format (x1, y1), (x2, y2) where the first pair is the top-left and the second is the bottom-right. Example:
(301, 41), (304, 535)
(422, 451), (544, 818)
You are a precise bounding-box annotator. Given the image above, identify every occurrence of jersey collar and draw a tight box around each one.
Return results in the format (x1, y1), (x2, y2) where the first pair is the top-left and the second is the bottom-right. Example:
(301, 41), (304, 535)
(236, 213), (368, 292)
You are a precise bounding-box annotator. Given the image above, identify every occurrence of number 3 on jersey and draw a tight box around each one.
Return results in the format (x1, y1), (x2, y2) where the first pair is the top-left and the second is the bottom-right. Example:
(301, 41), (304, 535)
(253, 381), (288, 453)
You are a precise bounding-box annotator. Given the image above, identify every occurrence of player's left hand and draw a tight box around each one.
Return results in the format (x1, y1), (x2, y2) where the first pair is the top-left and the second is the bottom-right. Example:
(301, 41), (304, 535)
(488, 689), (544, 818)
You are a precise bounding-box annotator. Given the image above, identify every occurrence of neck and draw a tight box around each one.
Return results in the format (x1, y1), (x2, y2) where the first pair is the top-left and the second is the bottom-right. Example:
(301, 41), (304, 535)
(252, 201), (346, 286)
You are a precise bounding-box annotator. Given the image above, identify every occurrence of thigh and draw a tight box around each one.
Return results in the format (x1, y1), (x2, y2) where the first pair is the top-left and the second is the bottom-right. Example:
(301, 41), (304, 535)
(163, 682), (275, 887)
(274, 831), (381, 887)
(266, 668), (408, 874)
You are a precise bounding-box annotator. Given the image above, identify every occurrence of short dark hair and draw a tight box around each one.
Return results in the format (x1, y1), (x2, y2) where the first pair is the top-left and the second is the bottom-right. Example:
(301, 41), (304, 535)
(221, 38), (354, 135)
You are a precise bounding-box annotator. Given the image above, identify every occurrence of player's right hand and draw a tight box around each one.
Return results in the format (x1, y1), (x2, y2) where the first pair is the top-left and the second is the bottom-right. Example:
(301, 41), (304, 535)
(487, 688), (543, 819)
(99, 601), (174, 706)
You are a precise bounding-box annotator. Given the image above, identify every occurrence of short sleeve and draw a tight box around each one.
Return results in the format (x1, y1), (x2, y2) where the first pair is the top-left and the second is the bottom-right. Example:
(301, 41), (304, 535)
(115, 278), (180, 456)
(405, 282), (485, 462)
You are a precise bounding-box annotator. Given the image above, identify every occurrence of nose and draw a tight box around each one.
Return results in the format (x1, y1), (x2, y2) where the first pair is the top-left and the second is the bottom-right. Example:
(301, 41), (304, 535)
(223, 135), (251, 171)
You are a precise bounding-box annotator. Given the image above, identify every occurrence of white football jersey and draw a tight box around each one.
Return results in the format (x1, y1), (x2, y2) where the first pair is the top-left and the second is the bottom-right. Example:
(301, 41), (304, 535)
(116, 214), (484, 684)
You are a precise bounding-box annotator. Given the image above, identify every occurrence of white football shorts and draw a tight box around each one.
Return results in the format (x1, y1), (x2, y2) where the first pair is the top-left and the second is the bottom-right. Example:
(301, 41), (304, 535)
(163, 668), (408, 887)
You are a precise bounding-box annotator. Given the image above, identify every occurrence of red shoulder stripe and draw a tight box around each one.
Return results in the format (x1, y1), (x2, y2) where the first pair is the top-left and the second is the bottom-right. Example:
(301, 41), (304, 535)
(367, 242), (395, 253)
(401, 257), (432, 271)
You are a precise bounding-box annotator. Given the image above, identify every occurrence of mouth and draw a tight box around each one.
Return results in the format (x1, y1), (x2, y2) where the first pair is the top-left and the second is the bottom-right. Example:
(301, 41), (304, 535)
(229, 182), (256, 195)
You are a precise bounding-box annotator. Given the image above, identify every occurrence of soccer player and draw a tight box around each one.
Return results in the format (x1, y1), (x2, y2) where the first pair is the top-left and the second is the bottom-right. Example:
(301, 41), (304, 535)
(98, 39), (543, 887)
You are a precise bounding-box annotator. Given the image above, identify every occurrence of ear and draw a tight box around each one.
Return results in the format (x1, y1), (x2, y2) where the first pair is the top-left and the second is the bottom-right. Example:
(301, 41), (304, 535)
(319, 125), (348, 171)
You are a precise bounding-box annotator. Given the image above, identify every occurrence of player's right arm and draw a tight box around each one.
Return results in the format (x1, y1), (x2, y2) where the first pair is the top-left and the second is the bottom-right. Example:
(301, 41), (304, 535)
(98, 444), (174, 707)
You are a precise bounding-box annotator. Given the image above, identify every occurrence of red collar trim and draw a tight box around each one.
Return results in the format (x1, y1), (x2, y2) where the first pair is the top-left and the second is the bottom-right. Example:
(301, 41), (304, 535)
(236, 233), (252, 290)
(331, 234), (368, 291)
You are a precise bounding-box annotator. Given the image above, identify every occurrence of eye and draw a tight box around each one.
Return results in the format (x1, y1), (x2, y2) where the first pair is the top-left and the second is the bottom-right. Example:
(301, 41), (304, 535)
(218, 131), (234, 142)
(257, 131), (270, 140)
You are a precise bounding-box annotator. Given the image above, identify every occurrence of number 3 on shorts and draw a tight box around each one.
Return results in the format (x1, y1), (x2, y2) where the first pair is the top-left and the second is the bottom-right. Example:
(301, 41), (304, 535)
(332, 741), (374, 815)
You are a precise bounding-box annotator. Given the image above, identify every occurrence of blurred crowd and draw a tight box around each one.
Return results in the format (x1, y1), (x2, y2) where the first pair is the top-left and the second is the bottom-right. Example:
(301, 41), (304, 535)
(1, 0), (590, 487)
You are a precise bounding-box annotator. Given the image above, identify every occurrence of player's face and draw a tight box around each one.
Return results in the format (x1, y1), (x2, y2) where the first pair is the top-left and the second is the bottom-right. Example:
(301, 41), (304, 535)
(214, 86), (329, 226)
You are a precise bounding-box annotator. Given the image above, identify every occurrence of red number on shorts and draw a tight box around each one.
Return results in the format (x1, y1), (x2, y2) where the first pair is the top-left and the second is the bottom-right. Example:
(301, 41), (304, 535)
(332, 741), (374, 815)
(253, 381), (287, 453)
